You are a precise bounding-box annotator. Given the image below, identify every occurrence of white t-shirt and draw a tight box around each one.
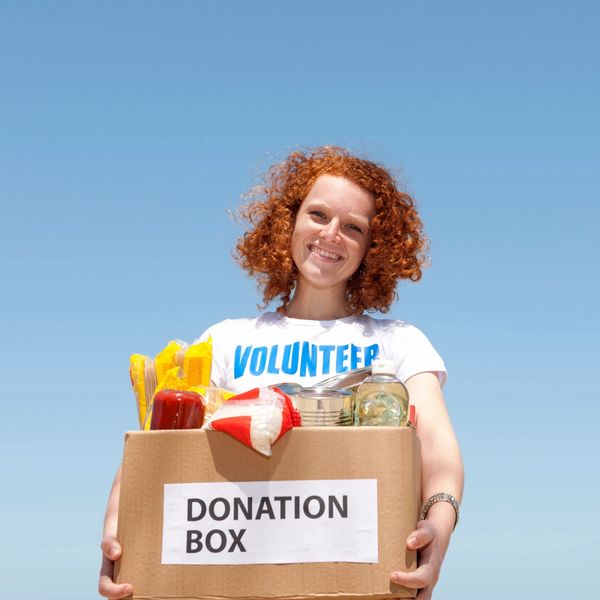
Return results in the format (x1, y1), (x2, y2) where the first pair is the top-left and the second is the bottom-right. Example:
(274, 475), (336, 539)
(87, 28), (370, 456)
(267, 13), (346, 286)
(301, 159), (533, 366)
(198, 312), (446, 394)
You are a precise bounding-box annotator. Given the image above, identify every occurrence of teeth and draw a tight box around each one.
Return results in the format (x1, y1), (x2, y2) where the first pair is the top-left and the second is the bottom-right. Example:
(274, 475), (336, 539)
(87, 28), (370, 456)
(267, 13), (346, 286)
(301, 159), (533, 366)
(310, 245), (341, 260)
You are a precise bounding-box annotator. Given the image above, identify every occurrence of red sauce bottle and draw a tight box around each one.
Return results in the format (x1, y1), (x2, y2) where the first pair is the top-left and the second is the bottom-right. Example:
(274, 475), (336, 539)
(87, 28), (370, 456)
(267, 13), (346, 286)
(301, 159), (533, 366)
(150, 389), (205, 430)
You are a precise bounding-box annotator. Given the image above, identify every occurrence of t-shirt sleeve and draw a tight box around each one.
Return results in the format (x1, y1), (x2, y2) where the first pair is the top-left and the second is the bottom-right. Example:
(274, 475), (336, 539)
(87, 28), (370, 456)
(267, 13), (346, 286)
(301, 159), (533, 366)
(388, 323), (447, 387)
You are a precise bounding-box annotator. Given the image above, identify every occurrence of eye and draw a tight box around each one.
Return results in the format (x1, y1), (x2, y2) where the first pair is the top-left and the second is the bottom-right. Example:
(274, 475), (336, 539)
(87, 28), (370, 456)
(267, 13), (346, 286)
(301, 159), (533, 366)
(309, 210), (328, 221)
(346, 223), (364, 235)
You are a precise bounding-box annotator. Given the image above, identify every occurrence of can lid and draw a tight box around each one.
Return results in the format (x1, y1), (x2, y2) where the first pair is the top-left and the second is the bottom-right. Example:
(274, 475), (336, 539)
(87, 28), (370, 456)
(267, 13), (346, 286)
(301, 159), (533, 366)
(371, 358), (396, 375)
(294, 387), (353, 398)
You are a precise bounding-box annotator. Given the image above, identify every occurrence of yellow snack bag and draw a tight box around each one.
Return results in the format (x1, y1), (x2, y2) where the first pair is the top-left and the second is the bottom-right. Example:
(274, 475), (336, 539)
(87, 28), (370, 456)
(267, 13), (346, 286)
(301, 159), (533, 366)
(154, 340), (184, 384)
(129, 353), (149, 428)
(182, 339), (212, 387)
(155, 365), (188, 394)
(133, 337), (213, 430)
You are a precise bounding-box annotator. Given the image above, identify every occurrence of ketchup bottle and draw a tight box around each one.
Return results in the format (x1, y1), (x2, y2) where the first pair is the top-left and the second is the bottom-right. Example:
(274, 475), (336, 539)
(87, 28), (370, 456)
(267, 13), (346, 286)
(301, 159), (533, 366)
(150, 389), (205, 430)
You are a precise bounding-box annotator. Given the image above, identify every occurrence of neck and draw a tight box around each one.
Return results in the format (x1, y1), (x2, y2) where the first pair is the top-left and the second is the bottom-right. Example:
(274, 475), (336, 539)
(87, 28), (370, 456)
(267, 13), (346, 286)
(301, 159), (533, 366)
(283, 281), (353, 320)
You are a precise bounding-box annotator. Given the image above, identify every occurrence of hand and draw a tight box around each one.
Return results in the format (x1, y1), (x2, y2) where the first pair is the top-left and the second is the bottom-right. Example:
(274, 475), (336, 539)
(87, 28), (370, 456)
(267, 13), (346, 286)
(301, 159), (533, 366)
(390, 520), (447, 600)
(98, 536), (133, 599)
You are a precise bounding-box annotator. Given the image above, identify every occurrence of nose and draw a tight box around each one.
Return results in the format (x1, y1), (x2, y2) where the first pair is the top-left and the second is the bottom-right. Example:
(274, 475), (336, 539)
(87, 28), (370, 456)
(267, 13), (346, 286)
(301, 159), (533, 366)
(320, 218), (341, 242)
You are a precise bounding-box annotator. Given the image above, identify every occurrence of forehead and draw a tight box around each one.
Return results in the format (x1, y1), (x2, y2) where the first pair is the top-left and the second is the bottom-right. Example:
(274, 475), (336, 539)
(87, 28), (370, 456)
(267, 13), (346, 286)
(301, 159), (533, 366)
(303, 175), (375, 216)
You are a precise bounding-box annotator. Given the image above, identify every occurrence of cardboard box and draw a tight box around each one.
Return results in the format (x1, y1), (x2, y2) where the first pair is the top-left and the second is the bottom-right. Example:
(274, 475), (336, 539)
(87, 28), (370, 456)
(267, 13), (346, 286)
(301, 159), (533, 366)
(116, 427), (421, 600)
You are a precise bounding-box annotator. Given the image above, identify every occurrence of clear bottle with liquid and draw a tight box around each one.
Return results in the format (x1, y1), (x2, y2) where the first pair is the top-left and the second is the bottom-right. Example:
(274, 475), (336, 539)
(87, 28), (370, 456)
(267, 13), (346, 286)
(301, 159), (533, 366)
(353, 359), (409, 426)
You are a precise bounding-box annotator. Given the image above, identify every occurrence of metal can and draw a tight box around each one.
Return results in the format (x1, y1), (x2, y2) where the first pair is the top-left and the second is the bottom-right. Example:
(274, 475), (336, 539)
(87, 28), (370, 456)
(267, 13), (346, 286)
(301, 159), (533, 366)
(290, 387), (353, 426)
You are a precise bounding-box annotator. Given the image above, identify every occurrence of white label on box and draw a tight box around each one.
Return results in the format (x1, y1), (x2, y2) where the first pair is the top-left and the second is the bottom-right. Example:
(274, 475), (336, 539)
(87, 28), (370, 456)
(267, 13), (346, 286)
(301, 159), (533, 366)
(162, 479), (378, 565)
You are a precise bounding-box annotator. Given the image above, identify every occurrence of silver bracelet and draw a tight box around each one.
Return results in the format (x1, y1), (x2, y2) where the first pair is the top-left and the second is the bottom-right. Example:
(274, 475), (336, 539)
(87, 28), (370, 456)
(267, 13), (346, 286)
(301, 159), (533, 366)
(420, 492), (460, 530)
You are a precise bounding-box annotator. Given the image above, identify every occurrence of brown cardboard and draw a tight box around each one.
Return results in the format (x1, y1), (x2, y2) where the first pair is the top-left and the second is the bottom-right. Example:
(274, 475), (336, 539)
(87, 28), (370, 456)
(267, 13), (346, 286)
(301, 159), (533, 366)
(116, 427), (421, 600)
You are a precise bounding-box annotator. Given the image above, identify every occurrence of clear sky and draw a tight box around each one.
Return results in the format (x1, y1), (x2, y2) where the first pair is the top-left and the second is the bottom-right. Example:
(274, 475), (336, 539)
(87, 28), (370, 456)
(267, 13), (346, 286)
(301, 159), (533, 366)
(1, 2), (598, 598)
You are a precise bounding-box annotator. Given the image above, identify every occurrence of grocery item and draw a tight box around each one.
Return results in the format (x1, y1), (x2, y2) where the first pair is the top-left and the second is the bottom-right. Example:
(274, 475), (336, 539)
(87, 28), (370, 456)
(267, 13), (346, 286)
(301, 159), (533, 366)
(129, 338), (213, 430)
(353, 358), (409, 426)
(149, 389), (205, 430)
(289, 387), (353, 426)
(154, 340), (185, 384)
(129, 353), (150, 427)
(316, 366), (372, 389)
(208, 387), (300, 456)
(191, 385), (236, 423)
(183, 342), (212, 387)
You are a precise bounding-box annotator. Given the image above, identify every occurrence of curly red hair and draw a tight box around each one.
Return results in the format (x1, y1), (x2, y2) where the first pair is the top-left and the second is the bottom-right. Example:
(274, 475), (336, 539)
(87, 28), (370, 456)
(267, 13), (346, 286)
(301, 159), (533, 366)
(235, 146), (428, 314)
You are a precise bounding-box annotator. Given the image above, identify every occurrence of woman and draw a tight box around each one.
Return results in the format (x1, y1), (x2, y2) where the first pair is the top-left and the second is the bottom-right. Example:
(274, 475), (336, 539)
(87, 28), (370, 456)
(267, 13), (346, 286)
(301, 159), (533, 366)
(99, 146), (463, 600)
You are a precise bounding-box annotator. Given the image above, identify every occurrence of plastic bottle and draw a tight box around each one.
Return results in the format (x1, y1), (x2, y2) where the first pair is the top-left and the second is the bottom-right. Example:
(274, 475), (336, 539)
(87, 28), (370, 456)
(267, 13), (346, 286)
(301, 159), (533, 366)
(353, 359), (409, 426)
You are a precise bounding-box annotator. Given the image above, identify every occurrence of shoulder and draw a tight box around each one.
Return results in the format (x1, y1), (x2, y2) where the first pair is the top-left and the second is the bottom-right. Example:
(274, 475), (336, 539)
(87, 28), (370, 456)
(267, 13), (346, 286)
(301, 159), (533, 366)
(359, 315), (423, 338)
(195, 313), (283, 341)
(366, 316), (447, 386)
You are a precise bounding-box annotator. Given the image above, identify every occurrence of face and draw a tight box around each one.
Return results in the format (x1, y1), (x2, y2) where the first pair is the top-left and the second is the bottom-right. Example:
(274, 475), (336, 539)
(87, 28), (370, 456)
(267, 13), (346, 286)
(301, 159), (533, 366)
(291, 175), (375, 295)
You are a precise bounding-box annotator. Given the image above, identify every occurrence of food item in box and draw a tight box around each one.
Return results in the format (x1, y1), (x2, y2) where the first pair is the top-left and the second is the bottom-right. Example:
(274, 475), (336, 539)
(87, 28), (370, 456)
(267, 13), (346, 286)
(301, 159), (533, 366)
(183, 342), (212, 387)
(143, 366), (188, 430)
(129, 353), (150, 427)
(129, 338), (213, 430)
(154, 340), (185, 384)
(208, 387), (300, 456)
(190, 385), (236, 422)
(354, 359), (409, 426)
(149, 389), (205, 430)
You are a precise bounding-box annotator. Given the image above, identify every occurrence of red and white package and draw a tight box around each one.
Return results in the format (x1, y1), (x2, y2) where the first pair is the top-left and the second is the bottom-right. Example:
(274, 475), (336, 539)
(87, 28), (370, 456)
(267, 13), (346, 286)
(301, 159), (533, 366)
(206, 387), (301, 456)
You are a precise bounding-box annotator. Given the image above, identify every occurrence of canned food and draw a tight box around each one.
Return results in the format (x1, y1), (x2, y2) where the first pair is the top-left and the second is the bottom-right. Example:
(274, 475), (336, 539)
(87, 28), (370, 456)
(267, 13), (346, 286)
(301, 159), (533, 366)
(273, 382), (303, 396)
(290, 387), (353, 427)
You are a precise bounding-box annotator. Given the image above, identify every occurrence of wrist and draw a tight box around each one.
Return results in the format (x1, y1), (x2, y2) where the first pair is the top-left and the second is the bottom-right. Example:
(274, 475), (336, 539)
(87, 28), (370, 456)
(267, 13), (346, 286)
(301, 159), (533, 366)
(421, 492), (460, 532)
(423, 501), (455, 537)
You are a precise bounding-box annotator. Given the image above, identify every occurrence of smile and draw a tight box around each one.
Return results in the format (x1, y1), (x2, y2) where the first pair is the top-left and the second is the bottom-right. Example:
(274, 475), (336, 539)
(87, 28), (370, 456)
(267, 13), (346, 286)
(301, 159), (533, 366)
(308, 244), (343, 261)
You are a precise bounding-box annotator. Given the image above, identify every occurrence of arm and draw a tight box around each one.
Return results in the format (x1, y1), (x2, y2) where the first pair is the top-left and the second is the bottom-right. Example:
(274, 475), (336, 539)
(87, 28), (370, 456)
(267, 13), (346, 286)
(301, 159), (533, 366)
(98, 465), (134, 599)
(391, 372), (464, 599)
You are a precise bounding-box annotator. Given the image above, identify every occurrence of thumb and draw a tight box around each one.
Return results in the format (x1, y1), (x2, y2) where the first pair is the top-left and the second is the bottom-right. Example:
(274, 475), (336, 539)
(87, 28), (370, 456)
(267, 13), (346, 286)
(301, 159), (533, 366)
(406, 520), (435, 550)
(101, 537), (122, 561)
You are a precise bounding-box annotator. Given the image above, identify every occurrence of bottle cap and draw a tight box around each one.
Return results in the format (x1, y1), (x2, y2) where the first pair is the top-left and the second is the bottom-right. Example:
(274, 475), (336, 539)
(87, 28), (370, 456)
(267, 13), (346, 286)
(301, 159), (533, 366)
(371, 358), (396, 375)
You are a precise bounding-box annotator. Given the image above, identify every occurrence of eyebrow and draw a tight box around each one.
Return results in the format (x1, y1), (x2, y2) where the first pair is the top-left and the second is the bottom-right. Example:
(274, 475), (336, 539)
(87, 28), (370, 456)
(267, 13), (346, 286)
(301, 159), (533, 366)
(304, 200), (372, 223)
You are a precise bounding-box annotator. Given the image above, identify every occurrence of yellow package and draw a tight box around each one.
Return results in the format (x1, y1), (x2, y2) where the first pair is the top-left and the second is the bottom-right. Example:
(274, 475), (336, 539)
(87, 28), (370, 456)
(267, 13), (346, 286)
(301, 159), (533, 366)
(129, 353), (149, 428)
(182, 339), (212, 387)
(144, 357), (157, 413)
(154, 340), (185, 384)
(131, 337), (214, 430)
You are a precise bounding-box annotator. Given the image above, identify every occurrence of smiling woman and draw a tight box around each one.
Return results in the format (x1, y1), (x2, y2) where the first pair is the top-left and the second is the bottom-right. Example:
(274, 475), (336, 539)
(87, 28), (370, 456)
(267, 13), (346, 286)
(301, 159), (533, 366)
(289, 175), (375, 316)
(99, 146), (464, 600)
(235, 146), (428, 317)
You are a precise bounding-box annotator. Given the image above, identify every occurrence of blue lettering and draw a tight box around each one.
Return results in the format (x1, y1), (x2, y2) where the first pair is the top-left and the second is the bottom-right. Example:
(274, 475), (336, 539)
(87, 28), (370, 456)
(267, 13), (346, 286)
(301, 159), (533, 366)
(364, 344), (379, 366)
(350, 344), (362, 370)
(281, 342), (300, 375)
(267, 346), (280, 374)
(319, 345), (335, 374)
(249, 347), (267, 376)
(336, 345), (349, 373)
(234, 346), (252, 379)
(300, 342), (318, 377)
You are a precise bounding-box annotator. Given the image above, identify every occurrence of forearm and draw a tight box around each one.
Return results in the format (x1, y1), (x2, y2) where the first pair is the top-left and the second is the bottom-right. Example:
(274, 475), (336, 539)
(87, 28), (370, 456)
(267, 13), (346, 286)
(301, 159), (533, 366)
(406, 372), (464, 530)
(103, 465), (122, 540)
(420, 436), (464, 507)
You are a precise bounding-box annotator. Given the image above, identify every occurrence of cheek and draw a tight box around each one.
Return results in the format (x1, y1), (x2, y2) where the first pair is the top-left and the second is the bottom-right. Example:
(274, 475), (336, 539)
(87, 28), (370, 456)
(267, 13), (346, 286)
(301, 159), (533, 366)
(291, 218), (312, 246)
(350, 238), (369, 262)
(290, 227), (304, 263)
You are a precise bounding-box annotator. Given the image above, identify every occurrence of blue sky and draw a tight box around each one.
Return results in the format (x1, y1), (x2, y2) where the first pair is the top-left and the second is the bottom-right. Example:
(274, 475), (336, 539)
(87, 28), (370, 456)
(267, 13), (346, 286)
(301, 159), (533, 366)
(1, 2), (598, 598)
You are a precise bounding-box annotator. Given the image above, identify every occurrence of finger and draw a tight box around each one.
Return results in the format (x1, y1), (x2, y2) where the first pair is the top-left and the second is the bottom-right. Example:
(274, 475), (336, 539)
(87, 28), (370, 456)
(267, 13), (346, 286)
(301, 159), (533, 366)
(390, 564), (435, 590)
(101, 537), (122, 561)
(406, 522), (435, 550)
(98, 574), (133, 600)
(99, 555), (133, 599)
(416, 585), (433, 600)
